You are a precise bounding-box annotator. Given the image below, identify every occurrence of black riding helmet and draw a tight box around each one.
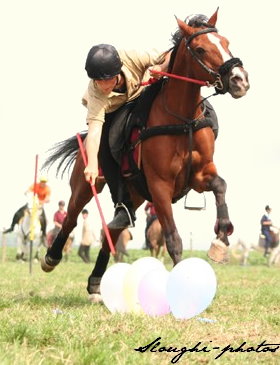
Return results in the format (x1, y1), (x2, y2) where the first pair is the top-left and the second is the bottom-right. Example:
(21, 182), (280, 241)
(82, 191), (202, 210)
(85, 44), (122, 80)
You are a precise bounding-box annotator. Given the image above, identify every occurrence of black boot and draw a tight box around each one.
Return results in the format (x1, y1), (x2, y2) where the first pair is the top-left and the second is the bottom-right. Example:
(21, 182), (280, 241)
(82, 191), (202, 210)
(107, 204), (135, 230)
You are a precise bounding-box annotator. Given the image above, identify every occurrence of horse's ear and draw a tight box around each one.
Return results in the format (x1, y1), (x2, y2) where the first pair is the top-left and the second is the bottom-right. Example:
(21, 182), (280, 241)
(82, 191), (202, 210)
(176, 17), (195, 36)
(208, 7), (219, 27)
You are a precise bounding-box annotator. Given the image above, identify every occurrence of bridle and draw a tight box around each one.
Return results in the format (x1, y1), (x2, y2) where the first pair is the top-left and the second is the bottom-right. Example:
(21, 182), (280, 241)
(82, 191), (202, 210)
(185, 27), (243, 94)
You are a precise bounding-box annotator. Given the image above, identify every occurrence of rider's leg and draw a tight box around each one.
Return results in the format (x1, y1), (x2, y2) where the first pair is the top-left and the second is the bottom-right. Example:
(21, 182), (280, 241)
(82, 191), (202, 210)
(98, 114), (135, 229)
(39, 208), (47, 237)
(264, 231), (272, 256)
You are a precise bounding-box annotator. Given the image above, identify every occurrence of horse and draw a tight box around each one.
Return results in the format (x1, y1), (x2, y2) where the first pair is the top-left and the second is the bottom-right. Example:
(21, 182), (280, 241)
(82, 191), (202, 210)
(16, 201), (45, 262)
(114, 228), (133, 263)
(146, 218), (166, 261)
(41, 9), (249, 301)
(47, 229), (74, 261)
(231, 229), (280, 266)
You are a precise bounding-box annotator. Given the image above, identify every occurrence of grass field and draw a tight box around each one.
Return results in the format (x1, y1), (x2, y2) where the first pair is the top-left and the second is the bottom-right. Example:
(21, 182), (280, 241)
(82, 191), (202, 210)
(0, 246), (279, 365)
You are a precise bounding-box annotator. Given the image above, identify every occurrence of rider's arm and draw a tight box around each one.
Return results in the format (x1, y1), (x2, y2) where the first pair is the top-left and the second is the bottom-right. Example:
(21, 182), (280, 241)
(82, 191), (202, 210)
(84, 121), (103, 183)
(149, 51), (171, 78)
(83, 83), (107, 183)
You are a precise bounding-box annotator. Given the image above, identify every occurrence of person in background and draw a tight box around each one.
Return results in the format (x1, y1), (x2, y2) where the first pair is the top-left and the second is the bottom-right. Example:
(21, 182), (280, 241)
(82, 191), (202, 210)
(25, 176), (51, 237)
(78, 209), (95, 263)
(47, 200), (67, 246)
(261, 205), (274, 257)
(4, 176), (51, 236)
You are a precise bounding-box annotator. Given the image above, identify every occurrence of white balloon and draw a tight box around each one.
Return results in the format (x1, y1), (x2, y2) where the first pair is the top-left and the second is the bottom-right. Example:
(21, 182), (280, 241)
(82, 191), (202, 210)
(123, 257), (165, 313)
(166, 258), (217, 319)
(100, 263), (131, 313)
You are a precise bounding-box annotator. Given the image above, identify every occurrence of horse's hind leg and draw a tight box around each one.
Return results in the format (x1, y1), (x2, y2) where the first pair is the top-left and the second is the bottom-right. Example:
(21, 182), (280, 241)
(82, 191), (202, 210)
(208, 175), (234, 263)
(41, 157), (93, 272)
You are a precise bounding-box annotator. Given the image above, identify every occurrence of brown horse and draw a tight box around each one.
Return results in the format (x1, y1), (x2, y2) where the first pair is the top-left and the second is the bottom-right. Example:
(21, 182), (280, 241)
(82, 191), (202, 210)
(147, 218), (166, 260)
(41, 10), (249, 300)
(114, 228), (133, 263)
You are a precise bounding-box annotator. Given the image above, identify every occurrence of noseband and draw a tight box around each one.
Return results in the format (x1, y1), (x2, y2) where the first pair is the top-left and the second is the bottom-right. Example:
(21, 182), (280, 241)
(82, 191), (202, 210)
(185, 27), (243, 94)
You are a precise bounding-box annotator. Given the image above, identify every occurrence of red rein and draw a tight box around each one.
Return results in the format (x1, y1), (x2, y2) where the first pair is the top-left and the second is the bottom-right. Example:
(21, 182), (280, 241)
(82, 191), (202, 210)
(141, 69), (210, 87)
(76, 133), (116, 255)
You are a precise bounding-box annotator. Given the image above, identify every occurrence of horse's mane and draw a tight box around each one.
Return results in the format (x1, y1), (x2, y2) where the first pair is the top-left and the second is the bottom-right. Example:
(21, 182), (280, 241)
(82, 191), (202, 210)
(168, 21), (215, 72)
(42, 131), (87, 177)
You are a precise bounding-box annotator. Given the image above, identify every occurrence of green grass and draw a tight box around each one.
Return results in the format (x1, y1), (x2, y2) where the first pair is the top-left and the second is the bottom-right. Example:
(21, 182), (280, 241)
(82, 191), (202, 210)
(0, 247), (279, 365)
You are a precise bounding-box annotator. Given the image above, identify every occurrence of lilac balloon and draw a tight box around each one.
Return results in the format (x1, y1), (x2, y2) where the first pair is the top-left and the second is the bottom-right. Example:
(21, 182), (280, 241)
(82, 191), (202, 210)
(123, 257), (165, 313)
(138, 267), (170, 317)
(166, 258), (217, 319)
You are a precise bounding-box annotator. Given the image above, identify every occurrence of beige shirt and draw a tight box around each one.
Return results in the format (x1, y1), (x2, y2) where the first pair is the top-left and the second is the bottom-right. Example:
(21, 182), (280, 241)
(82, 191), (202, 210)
(81, 218), (94, 246)
(82, 48), (164, 126)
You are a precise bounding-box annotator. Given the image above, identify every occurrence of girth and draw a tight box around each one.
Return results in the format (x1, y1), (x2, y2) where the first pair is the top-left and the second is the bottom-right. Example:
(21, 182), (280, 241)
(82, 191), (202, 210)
(138, 119), (212, 143)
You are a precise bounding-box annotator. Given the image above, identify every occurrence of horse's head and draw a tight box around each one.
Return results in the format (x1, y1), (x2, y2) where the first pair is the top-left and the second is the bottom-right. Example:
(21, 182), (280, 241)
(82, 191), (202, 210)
(176, 9), (250, 98)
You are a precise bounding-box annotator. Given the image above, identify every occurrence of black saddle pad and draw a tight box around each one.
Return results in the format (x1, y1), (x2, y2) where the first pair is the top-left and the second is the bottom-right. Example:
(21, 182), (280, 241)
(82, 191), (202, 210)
(109, 80), (164, 163)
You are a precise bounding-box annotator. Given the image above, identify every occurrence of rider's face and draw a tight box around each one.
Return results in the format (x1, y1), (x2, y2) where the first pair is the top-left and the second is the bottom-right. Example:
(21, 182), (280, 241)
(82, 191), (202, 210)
(95, 77), (118, 95)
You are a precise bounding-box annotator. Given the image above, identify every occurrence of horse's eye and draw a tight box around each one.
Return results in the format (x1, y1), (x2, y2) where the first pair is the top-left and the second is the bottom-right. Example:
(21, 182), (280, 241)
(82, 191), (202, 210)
(195, 47), (205, 56)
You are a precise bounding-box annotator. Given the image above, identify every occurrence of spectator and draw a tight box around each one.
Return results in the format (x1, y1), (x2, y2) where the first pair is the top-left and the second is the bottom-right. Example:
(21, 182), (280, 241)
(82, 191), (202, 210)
(261, 205), (273, 257)
(78, 209), (95, 263)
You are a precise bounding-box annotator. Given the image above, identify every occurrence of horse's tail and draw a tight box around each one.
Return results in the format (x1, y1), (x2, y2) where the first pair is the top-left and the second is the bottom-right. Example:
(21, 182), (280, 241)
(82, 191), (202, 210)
(42, 131), (88, 177)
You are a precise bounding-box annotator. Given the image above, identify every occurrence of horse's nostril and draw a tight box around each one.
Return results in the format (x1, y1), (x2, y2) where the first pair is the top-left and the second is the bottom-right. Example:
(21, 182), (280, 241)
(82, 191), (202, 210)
(230, 75), (243, 84)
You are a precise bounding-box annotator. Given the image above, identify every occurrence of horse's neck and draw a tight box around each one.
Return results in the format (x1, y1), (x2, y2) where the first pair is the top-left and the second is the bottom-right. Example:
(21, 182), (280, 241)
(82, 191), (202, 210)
(166, 48), (203, 119)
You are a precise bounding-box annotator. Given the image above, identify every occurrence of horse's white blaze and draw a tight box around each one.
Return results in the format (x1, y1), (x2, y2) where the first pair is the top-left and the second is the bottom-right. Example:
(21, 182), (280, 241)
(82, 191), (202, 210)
(207, 33), (231, 62)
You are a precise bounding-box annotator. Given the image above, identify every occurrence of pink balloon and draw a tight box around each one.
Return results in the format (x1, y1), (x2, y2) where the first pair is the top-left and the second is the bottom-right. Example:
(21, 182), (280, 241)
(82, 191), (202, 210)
(138, 267), (170, 317)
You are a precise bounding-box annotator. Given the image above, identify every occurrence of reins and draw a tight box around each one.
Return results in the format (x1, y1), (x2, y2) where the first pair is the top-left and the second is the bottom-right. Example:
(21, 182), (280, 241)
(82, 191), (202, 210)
(140, 70), (211, 87)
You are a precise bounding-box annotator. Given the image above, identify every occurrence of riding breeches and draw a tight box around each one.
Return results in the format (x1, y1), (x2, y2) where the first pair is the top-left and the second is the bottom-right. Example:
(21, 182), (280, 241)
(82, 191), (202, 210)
(98, 114), (133, 212)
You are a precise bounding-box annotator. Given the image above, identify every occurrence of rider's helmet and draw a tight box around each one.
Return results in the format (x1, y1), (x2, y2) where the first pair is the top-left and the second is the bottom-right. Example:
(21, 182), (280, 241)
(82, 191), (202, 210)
(185, 14), (209, 27)
(39, 176), (48, 183)
(85, 44), (122, 80)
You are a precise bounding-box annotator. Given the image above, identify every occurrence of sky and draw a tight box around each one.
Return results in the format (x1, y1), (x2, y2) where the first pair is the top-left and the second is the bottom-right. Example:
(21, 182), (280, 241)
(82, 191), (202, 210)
(1, 0), (280, 250)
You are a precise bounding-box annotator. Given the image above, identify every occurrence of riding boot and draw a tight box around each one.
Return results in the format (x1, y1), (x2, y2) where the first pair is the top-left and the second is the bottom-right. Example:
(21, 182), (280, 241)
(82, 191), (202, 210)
(107, 203), (135, 230)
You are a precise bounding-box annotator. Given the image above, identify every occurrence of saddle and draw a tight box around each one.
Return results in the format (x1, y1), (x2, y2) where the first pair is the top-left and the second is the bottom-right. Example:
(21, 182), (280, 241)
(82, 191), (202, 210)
(108, 79), (214, 202)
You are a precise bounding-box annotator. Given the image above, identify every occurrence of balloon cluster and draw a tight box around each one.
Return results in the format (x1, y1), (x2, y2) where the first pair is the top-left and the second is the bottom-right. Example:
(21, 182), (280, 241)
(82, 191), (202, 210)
(100, 257), (217, 319)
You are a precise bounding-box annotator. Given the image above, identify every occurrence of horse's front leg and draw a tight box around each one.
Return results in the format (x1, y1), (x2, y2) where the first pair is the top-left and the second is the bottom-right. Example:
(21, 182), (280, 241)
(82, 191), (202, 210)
(151, 191), (183, 266)
(41, 156), (94, 272)
(208, 175), (234, 263)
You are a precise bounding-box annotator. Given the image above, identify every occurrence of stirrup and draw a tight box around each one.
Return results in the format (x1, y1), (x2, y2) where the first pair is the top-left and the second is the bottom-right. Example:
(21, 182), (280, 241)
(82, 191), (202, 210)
(115, 203), (135, 228)
(184, 191), (206, 211)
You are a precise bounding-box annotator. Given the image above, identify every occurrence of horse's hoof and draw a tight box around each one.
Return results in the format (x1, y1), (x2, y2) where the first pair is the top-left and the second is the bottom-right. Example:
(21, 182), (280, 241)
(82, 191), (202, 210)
(207, 239), (229, 264)
(88, 293), (103, 304)
(41, 255), (61, 272)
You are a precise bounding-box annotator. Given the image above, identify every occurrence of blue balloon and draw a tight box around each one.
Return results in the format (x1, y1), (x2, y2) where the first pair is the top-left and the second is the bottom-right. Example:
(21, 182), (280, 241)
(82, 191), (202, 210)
(166, 258), (217, 319)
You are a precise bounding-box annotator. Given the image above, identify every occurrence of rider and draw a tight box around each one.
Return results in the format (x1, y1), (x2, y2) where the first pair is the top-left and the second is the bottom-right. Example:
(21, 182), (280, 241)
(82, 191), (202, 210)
(26, 176), (50, 237)
(82, 44), (170, 229)
(4, 176), (51, 236)
(82, 14), (218, 230)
